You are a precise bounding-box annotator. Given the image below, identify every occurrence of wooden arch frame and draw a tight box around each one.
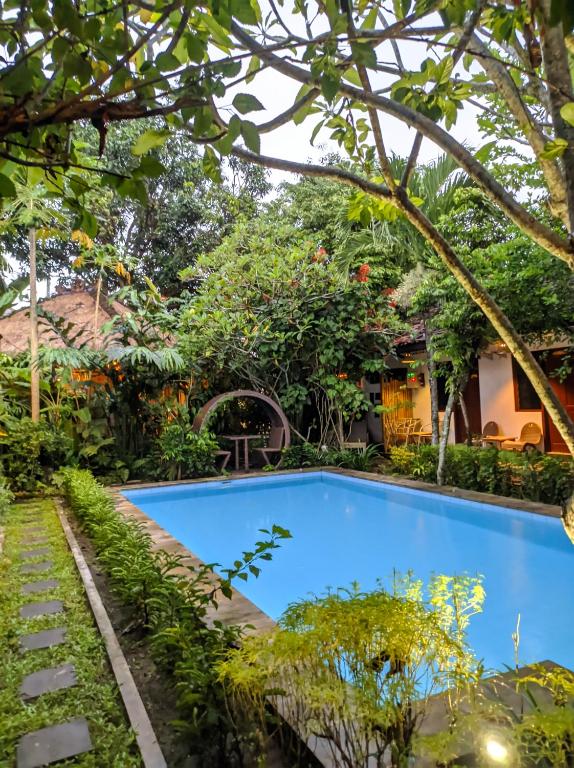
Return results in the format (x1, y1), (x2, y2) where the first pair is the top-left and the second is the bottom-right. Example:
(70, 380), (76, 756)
(192, 389), (291, 448)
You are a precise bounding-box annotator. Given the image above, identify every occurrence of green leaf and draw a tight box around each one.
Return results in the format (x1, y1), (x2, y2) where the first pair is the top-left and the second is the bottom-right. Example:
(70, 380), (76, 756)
(351, 42), (376, 69)
(540, 138), (568, 159)
(202, 146), (222, 183)
(131, 129), (170, 156)
(240, 121), (260, 154)
(0, 173), (17, 198)
(136, 156), (166, 178)
(474, 141), (497, 164)
(560, 102), (574, 127)
(233, 93), (265, 114)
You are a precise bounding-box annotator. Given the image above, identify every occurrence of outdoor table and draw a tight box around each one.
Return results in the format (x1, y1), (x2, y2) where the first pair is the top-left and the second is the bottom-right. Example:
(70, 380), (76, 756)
(220, 435), (260, 470)
(410, 431), (432, 445)
(482, 435), (516, 448)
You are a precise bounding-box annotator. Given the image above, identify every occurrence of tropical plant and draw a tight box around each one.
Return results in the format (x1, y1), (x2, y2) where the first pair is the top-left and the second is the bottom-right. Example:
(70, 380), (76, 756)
(158, 420), (219, 480)
(178, 217), (402, 444)
(218, 574), (485, 768)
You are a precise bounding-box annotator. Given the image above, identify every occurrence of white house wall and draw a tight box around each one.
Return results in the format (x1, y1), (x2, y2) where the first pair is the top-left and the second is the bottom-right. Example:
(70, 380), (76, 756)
(478, 354), (542, 437)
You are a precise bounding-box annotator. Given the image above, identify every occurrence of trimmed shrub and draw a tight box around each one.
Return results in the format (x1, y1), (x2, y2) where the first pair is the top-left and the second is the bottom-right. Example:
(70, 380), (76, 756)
(61, 468), (289, 765)
(389, 444), (574, 507)
(282, 442), (380, 472)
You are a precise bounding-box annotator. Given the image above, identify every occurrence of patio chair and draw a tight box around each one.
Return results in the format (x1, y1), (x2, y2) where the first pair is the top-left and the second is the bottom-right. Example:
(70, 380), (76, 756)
(480, 421), (499, 447)
(501, 422), (542, 452)
(215, 449), (231, 470)
(254, 426), (285, 465)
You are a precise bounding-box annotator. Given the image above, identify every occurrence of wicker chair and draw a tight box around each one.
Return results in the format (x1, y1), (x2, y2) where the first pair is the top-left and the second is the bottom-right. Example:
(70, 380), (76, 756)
(480, 421), (499, 447)
(501, 422), (542, 452)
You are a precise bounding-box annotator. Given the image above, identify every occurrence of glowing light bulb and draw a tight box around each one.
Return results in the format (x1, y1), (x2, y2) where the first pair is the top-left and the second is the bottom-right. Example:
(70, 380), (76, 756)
(485, 737), (509, 763)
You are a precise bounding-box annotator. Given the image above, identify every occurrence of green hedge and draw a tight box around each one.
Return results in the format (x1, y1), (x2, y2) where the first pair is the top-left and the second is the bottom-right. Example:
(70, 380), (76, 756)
(388, 445), (574, 506)
(60, 468), (289, 765)
(282, 442), (380, 472)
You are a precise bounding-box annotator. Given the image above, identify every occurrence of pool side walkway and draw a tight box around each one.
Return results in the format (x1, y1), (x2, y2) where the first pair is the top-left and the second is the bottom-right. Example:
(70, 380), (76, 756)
(0, 499), (165, 768)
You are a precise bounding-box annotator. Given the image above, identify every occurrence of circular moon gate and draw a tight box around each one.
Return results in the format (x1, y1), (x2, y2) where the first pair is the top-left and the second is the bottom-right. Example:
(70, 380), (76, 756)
(192, 389), (291, 449)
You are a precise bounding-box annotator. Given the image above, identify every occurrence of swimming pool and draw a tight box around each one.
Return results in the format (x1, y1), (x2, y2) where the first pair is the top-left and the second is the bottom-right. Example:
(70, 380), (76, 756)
(122, 471), (574, 672)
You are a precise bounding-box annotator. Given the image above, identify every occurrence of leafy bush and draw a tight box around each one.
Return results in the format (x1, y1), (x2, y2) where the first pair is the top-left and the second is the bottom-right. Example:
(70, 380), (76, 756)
(61, 468), (291, 765)
(0, 418), (74, 491)
(282, 442), (380, 472)
(218, 574), (485, 767)
(0, 477), (13, 518)
(389, 444), (574, 506)
(281, 442), (327, 469)
(158, 422), (219, 480)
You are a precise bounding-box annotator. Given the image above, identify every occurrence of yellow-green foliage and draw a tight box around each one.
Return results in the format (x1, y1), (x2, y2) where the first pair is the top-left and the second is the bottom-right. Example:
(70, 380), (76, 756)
(218, 575), (485, 768)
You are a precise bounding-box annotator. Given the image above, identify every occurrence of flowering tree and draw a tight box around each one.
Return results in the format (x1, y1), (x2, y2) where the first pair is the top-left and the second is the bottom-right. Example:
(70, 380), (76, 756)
(177, 217), (402, 443)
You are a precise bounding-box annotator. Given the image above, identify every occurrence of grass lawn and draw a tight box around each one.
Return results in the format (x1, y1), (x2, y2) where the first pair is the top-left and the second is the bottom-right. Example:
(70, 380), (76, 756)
(0, 498), (142, 767)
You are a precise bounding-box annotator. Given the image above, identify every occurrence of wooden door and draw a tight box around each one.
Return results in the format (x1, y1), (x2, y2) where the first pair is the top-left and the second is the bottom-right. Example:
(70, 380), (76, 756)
(381, 379), (413, 450)
(543, 351), (574, 454)
(454, 366), (482, 443)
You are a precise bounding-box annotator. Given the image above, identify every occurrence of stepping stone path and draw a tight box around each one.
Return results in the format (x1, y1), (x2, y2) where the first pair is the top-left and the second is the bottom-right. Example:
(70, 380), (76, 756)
(20, 600), (63, 619)
(17, 719), (93, 768)
(19, 627), (67, 652)
(21, 561), (53, 574)
(22, 579), (60, 595)
(20, 547), (51, 559)
(20, 663), (77, 700)
(7, 512), (96, 766)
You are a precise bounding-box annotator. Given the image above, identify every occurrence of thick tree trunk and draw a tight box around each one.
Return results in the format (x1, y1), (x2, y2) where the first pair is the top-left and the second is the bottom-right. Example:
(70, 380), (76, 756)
(458, 393), (472, 446)
(437, 392), (456, 486)
(29, 224), (40, 423)
(538, 0), (574, 231)
(396, 192), (574, 542)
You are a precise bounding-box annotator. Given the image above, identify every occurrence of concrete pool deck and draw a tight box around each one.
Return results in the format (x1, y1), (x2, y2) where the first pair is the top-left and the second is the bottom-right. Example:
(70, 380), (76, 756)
(111, 467), (563, 637)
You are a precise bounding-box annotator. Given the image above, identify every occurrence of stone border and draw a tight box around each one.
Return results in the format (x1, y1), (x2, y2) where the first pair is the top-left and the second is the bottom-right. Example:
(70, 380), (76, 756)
(116, 465), (563, 519)
(55, 501), (167, 768)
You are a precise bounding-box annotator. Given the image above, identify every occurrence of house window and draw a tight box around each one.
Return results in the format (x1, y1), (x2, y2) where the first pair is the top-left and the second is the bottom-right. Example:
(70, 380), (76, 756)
(436, 362), (454, 411)
(512, 357), (541, 411)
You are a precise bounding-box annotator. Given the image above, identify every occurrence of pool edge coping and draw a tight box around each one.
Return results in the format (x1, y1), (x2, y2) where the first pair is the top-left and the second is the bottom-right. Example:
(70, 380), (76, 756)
(110, 467), (563, 637)
(114, 466), (563, 520)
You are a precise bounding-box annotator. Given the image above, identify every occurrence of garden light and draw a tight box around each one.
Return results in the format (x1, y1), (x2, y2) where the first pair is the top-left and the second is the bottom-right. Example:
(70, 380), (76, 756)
(484, 735), (510, 764)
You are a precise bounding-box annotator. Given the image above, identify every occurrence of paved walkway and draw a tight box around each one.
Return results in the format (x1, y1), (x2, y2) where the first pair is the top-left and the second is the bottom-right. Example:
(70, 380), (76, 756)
(0, 499), (141, 767)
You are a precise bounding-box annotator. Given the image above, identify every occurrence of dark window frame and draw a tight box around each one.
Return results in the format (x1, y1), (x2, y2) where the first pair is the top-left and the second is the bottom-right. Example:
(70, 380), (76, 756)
(512, 356), (541, 412)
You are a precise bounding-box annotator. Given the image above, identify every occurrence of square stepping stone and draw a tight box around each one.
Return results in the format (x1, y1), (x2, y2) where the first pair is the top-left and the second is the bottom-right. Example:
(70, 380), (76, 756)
(22, 579), (60, 595)
(26, 536), (49, 544)
(20, 600), (63, 619)
(19, 628), (67, 652)
(20, 663), (77, 700)
(21, 561), (53, 574)
(20, 547), (51, 560)
(21, 526), (45, 534)
(17, 718), (93, 768)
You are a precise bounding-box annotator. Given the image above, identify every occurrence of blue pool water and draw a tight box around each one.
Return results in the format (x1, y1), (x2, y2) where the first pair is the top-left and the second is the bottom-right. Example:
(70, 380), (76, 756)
(123, 472), (574, 671)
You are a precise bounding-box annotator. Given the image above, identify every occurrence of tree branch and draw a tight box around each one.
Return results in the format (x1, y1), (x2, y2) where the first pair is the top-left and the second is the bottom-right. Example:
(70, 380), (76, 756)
(400, 132), (423, 189)
(230, 21), (574, 268)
